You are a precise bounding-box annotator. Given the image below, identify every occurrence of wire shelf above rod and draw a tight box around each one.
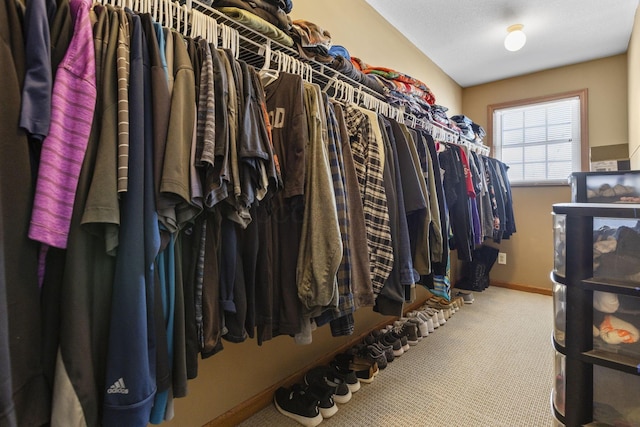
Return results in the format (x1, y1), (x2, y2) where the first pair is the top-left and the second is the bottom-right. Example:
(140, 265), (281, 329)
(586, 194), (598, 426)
(182, 0), (491, 154)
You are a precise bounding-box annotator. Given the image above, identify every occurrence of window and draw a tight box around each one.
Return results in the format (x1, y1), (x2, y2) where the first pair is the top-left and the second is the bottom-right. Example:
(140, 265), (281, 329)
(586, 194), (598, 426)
(489, 90), (588, 185)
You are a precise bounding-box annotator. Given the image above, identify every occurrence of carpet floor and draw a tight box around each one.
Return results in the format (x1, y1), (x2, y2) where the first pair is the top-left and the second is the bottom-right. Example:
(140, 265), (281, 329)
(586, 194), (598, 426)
(239, 286), (555, 427)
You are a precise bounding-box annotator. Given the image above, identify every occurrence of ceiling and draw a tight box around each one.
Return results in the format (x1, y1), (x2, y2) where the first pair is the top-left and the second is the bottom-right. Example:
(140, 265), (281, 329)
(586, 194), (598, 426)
(365, 0), (639, 88)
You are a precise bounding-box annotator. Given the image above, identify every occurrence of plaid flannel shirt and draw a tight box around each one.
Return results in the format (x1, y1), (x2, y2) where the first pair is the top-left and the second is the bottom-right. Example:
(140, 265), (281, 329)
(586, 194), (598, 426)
(344, 105), (394, 296)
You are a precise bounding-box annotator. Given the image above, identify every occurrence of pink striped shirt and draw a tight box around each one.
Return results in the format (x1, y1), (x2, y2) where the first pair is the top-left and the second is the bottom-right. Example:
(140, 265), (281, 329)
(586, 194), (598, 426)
(28, 0), (96, 248)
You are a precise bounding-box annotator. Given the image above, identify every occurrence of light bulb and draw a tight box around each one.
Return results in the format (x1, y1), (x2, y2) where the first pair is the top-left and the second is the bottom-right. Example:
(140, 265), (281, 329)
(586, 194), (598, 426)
(504, 24), (526, 52)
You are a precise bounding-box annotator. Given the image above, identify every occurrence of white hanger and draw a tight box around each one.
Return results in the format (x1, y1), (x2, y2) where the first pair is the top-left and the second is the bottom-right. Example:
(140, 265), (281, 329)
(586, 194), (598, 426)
(152, 0), (159, 22)
(173, 0), (182, 34)
(190, 9), (200, 38)
(306, 63), (313, 83)
(233, 27), (240, 59)
(201, 15), (212, 43)
(334, 80), (343, 102)
(323, 77), (338, 96)
(182, 4), (190, 36)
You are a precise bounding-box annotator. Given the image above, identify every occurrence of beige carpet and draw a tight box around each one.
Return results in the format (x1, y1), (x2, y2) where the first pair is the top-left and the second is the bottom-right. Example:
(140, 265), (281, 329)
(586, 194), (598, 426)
(239, 286), (555, 427)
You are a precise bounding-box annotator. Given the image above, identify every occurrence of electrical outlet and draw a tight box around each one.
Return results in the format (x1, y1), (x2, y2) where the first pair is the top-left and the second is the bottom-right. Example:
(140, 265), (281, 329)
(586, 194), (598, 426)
(498, 252), (507, 265)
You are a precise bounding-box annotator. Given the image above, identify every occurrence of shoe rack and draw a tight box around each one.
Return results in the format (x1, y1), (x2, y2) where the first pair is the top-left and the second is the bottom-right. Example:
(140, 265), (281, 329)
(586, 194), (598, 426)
(551, 202), (640, 427)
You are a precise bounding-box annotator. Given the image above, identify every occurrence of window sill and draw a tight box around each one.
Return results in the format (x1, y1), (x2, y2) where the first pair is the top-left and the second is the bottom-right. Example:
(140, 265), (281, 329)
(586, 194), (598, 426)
(509, 180), (570, 187)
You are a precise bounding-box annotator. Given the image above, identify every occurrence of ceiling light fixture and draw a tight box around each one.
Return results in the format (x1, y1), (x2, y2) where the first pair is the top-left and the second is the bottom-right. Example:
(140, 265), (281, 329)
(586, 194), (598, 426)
(504, 24), (526, 52)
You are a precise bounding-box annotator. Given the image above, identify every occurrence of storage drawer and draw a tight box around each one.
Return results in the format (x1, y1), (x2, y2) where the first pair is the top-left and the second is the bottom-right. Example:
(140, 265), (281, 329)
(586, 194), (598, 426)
(593, 217), (640, 283)
(570, 171), (640, 204)
(593, 365), (640, 426)
(553, 351), (566, 417)
(593, 292), (640, 360)
(554, 282), (566, 347)
(553, 213), (566, 278)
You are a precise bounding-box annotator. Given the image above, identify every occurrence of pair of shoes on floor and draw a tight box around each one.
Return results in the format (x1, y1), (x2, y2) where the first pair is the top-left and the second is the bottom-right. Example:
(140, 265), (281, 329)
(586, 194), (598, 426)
(273, 383), (325, 426)
(365, 328), (405, 358)
(417, 305), (446, 326)
(362, 333), (396, 364)
(431, 295), (459, 313)
(401, 314), (429, 339)
(274, 365), (350, 424)
(333, 353), (379, 384)
(424, 298), (454, 319)
(379, 326), (409, 356)
(304, 364), (356, 405)
(391, 318), (422, 344)
(347, 342), (389, 370)
(454, 289), (475, 304)
(407, 310), (435, 333)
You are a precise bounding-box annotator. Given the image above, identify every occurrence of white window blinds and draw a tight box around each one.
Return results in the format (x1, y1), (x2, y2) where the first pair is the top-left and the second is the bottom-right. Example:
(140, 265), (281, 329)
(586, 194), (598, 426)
(493, 96), (581, 184)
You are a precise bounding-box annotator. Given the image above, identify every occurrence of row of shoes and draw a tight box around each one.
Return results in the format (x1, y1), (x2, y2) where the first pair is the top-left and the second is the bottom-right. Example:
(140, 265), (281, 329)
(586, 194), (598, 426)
(273, 352), (379, 426)
(273, 292), (472, 426)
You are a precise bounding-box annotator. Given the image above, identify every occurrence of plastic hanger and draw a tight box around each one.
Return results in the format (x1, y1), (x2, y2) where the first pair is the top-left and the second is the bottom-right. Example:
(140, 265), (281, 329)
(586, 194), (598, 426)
(233, 27), (239, 57)
(181, 4), (190, 36)
(166, 0), (173, 23)
(190, 9), (199, 38)
(305, 63), (313, 83)
(152, 0), (159, 23)
(173, 0), (181, 34)
(259, 42), (280, 87)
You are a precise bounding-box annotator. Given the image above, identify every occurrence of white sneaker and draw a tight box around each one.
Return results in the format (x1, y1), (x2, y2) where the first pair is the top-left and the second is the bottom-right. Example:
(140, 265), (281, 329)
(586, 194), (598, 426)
(414, 311), (435, 333)
(406, 313), (428, 338)
(420, 307), (441, 328)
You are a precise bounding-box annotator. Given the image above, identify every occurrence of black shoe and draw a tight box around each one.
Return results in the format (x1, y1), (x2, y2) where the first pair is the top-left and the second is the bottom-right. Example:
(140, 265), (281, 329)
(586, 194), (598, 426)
(305, 383), (338, 418)
(380, 330), (404, 357)
(273, 384), (323, 427)
(305, 366), (352, 404)
(329, 359), (361, 393)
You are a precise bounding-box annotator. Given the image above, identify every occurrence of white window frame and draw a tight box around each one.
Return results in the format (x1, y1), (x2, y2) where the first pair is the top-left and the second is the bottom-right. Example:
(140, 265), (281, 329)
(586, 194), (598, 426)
(487, 89), (589, 186)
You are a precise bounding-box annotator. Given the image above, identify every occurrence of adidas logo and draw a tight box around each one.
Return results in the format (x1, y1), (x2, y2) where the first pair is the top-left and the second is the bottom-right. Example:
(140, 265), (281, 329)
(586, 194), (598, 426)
(107, 378), (129, 395)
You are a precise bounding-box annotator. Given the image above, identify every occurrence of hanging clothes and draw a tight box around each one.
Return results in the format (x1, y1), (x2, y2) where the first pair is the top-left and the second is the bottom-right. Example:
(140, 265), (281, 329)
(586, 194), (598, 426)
(1, 0), (50, 424)
(374, 115), (417, 317)
(0, 3), (520, 423)
(259, 71), (308, 342)
(294, 82), (342, 344)
(344, 104), (394, 298)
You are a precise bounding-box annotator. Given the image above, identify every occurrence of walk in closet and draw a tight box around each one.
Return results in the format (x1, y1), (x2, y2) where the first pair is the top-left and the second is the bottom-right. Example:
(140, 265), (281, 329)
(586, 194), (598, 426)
(0, 0), (517, 425)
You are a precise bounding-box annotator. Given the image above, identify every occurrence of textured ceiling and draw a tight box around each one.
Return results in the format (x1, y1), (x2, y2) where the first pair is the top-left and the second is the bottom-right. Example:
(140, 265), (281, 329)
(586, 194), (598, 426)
(365, 0), (639, 87)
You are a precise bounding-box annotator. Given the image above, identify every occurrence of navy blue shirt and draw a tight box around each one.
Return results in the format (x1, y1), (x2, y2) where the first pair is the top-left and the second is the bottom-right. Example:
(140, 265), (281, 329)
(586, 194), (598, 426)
(103, 12), (160, 426)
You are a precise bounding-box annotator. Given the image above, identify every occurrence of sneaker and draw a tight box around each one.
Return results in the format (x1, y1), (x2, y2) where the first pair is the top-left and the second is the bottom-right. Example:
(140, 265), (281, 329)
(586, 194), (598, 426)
(334, 353), (378, 384)
(406, 313), (429, 338)
(369, 341), (395, 363)
(403, 316), (425, 340)
(364, 344), (388, 370)
(425, 296), (454, 314)
(425, 306), (446, 325)
(453, 295), (466, 307)
(380, 330), (404, 357)
(305, 383), (338, 418)
(418, 308), (439, 329)
(364, 329), (383, 346)
(304, 366), (352, 404)
(273, 385), (323, 427)
(414, 310), (435, 333)
(329, 360), (361, 393)
(455, 290), (474, 304)
(394, 320), (419, 346)
(385, 325), (410, 351)
(349, 344), (388, 370)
